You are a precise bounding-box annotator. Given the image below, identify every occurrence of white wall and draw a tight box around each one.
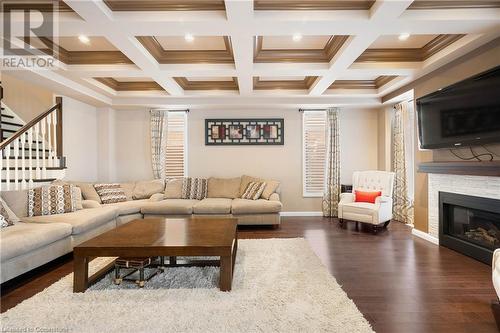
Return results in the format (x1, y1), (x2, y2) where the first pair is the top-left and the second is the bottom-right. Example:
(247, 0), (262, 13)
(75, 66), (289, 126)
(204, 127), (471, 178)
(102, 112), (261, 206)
(62, 96), (99, 182)
(112, 107), (379, 212)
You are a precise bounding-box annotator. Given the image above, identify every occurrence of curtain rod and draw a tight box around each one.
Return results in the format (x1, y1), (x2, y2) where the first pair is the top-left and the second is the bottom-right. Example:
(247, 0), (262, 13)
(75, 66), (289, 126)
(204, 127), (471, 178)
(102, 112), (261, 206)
(299, 108), (327, 112)
(151, 108), (189, 113)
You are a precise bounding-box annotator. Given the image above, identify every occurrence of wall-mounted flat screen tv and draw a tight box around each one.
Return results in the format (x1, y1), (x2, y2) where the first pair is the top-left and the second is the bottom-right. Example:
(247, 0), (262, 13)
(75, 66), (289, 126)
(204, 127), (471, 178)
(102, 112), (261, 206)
(416, 66), (500, 150)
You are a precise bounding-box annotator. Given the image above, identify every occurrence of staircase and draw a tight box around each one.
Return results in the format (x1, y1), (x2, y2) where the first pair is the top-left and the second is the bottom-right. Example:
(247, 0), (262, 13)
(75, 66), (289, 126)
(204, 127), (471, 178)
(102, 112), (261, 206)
(1, 83), (66, 191)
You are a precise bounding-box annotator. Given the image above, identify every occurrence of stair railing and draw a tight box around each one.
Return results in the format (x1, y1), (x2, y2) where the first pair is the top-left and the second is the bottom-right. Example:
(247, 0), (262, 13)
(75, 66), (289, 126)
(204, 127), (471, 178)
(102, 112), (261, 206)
(0, 97), (63, 191)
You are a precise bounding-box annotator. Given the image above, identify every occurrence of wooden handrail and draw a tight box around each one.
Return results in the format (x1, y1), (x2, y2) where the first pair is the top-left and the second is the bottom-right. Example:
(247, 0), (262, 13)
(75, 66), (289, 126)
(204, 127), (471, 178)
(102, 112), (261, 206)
(0, 102), (61, 151)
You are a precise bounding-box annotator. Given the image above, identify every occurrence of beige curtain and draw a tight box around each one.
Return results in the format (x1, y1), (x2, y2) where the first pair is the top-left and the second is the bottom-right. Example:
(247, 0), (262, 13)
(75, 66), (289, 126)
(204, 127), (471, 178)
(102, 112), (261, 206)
(150, 109), (168, 179)
(322, 107), (341, 218)
(392, 102), (413, 224)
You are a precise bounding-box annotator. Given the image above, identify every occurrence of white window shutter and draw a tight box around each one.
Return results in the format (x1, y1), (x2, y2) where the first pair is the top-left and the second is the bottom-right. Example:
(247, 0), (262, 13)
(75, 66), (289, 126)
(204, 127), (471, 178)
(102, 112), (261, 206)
(303, 111), (326, 197)
(165, 112), (187, 178)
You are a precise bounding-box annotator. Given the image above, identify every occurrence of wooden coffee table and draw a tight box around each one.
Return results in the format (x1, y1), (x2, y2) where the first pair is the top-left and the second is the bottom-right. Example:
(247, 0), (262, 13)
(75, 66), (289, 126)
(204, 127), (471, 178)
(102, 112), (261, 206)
(73, 218), (238, 292)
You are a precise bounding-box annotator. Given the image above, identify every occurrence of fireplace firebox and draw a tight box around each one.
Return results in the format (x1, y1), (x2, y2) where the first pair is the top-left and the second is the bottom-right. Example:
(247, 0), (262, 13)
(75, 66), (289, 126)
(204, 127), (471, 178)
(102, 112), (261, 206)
(439, 192), (500, 265)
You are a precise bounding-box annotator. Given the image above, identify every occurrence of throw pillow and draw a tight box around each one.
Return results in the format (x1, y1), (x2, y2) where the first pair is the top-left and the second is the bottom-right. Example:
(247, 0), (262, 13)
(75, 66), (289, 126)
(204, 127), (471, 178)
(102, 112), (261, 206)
(0, 197), (20, 224)
(181, 177), (208, 200)
(0, 200), (15, 228)
(165, 178), (183, 199)
(28, 185), (78, 217)
(354, 190), (382, 204)
(94, 183), (127, 204)
(241, 181), (267, 200)
(133, 179), (165, 200)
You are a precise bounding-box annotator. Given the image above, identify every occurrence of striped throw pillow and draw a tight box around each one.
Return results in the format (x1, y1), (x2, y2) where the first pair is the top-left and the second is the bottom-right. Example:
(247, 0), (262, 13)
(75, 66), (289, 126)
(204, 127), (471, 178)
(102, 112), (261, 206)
(28, 185), (78, 217)
(241, 181), (267, 200)
(94, 183), (127, 204)
(181, 177), (208, 200)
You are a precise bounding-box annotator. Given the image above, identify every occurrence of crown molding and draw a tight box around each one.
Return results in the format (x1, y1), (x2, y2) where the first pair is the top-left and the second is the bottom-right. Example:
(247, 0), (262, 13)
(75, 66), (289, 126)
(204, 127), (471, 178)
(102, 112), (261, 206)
(329, 76), (397, 89)
(137, 36), (234, 64)
(254, 0), (375, 10)
(95, 78), (164, 91)
(103, 1), (225, 11)
(253, 76), (318, 90)
(408, 0), (500, 10)
(174, 77), (239, 90)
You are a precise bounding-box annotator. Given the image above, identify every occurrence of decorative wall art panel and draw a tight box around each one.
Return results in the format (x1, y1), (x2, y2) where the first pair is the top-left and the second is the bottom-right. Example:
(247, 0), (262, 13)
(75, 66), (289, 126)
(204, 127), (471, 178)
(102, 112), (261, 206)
(205, 119), (284, 145)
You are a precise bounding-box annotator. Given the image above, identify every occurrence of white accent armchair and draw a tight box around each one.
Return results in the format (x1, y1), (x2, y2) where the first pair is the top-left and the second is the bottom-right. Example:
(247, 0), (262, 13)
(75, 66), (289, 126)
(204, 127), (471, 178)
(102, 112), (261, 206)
(492, 249), (500, 329)
(338, 170), (395, 233)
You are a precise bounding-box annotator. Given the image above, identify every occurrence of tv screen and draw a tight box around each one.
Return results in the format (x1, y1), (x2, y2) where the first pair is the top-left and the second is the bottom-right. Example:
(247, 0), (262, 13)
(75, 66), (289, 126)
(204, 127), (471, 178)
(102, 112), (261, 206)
(416, 66), (500, 150)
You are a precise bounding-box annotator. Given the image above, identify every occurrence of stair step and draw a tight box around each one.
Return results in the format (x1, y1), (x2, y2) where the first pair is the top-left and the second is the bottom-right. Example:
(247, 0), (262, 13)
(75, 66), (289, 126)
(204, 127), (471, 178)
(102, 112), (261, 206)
(1, 178), (56, 183)
(0, 114), (14, 119)
(9, 147), (52, 153)
(2, 166), (66, 170)
(1, 121), (23, 127)
(1, 128), (16, 134)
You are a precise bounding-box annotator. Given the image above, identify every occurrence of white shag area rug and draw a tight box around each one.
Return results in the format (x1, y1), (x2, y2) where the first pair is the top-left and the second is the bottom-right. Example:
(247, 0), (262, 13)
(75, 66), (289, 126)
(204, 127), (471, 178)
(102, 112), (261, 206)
(1, 238), (373, 333)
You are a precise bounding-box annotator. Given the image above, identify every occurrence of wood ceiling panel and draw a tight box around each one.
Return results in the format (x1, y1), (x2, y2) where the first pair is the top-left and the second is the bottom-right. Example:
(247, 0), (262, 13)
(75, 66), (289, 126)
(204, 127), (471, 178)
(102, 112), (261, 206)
(24, 37), (133, 65)
(253, 76), (317, 90)
(2, 1), (73, 12)
(254, 0), (375, 10)
(356, 34), (465, 62)
(174, 77), (239, 90)
(329, 76), (397, 89)
(137, 36), (234, 64)
(408, 0), (500, 9)
(155, 36), (227, 51)
(103, 1), (225, 11)
(262, 36), (331, 50)
(95, 78), (164, 91)
(254, 35), (349, 63)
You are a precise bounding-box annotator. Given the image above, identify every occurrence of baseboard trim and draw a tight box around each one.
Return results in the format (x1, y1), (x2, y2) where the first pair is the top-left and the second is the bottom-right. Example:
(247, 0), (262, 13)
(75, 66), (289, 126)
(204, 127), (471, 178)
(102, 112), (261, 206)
(412, 228), (439, 245)
(280, 211), (323, 217)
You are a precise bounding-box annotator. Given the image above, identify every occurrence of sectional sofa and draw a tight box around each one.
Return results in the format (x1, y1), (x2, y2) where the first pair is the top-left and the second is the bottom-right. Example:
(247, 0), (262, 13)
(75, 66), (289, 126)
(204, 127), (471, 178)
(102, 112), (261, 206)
(0, 175), (282, 283)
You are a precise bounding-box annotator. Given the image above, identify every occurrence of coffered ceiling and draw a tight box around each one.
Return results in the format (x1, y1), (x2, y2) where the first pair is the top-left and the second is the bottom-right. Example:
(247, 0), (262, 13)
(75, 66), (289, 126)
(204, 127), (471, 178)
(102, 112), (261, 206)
(2, 0), (500, 108)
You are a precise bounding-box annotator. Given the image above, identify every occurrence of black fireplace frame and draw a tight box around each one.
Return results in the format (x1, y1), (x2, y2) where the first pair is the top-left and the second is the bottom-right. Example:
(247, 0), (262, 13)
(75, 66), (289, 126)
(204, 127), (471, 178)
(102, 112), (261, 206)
(439, 191), (500, 265)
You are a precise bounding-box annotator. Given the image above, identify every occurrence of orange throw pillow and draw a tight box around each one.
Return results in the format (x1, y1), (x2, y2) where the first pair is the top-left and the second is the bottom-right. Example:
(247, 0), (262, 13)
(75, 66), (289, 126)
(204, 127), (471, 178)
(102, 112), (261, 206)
(354, 190), (382, 204)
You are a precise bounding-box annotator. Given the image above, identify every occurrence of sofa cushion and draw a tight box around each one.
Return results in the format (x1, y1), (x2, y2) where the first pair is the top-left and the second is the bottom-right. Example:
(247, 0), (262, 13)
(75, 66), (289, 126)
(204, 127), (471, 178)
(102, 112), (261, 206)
(133, 179), (165, 200)
(120, 182), (135, 201)
(21, 206), (118, 235)
(340, 202), (377, 215)
(231, 198), (282, 214)
(239, 175), (280, 200)
(193, 198), (232, 214)
(0, 189), (29, 218)
(0, 222), (72, 262)
(105, 199), (150, 215)
(207, 177), (241, 199)
(141, 199), (199, 215)
(165, 178), (183, 199)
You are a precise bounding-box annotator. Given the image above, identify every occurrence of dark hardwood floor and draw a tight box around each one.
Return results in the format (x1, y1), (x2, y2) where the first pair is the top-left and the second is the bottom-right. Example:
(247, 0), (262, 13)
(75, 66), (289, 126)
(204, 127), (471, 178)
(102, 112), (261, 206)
(1, 217), (498, 333)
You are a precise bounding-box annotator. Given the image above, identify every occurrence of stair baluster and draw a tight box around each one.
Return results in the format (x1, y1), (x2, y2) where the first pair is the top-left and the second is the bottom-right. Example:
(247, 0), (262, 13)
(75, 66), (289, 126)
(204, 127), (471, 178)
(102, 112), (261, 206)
(27, 128), (34, 188)
(34, 122), (41, 179)
(4, 143), (11, 190)
(49, 112), (56, 167)
(13, 138), (19, 190)
(41, 118), (47, 178)
(20, 132), (26, 189)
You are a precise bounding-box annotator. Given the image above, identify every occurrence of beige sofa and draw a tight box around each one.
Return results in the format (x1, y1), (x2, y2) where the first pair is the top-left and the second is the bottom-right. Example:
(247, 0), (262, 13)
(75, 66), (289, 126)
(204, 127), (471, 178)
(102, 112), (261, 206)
(0, 176), (282, 283)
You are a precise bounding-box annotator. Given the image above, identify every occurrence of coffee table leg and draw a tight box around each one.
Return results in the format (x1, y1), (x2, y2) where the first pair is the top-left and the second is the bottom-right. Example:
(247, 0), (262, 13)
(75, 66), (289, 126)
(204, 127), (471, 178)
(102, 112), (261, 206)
(220, 255), (232, 291)
(73, 254), (88, 293)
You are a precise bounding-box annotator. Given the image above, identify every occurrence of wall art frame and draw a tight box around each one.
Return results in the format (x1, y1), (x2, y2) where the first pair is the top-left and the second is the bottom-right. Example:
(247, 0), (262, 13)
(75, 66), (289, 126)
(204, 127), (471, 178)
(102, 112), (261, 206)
(205, 118), (284, 145)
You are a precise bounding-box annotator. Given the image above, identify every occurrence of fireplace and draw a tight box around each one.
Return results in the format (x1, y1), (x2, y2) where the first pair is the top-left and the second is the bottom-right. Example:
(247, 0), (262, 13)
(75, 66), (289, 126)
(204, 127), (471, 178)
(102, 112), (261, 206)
(439, 192), (500, 265)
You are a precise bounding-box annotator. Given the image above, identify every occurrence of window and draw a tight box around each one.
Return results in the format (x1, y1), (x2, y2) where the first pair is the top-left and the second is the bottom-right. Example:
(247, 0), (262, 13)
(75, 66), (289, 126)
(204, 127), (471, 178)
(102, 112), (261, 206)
(302, 111), (326, 197)
(165, 111), (187, 178)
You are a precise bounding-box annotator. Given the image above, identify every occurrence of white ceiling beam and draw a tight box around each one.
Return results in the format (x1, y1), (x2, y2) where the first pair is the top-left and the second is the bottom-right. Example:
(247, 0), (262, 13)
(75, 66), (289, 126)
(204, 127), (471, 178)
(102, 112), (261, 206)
(64, 0), (183, 96)
(308, 0), (415, 96)
(225, 0), (254, 95)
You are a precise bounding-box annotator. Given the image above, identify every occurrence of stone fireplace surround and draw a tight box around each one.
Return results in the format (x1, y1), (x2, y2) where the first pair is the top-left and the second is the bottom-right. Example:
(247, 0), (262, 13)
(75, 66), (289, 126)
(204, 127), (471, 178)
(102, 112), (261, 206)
(414, 173), (500, 244)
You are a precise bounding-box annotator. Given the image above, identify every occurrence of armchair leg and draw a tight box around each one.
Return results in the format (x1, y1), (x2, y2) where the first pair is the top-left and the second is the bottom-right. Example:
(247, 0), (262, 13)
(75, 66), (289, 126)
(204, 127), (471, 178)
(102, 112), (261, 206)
(492, 300), (500, 331)
(384, 221), (391, 229)
(372, 225), (378, 234)
(355, 222), (359, 231)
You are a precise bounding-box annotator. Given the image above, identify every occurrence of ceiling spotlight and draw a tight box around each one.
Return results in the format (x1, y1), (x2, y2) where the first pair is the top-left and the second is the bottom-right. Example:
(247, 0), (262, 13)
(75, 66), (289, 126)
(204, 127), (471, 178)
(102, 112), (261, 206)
(292, 33), (303, 42)
(398, 33), (410, 41)
(78, 35), (90, 44)
(184, 34), (194, 42)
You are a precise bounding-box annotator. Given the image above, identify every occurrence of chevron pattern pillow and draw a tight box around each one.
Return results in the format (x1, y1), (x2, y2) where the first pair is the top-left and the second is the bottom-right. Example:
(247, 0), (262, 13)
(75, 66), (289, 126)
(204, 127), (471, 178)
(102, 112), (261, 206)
(0, 200), (14, 228)
(94, 183), (127, 204)
(181, 177), (208, 200)
(241, 181), (267, 200)
(28, 185), (78, 217)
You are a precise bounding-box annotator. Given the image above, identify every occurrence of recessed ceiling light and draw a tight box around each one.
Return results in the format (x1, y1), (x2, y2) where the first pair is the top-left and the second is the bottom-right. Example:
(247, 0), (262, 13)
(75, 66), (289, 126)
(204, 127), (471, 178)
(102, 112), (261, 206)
(184, 34), (194, 42)
(398, 33), (410, 41)
(292, 33), (303, 42)
(78, 35), (90, 44)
